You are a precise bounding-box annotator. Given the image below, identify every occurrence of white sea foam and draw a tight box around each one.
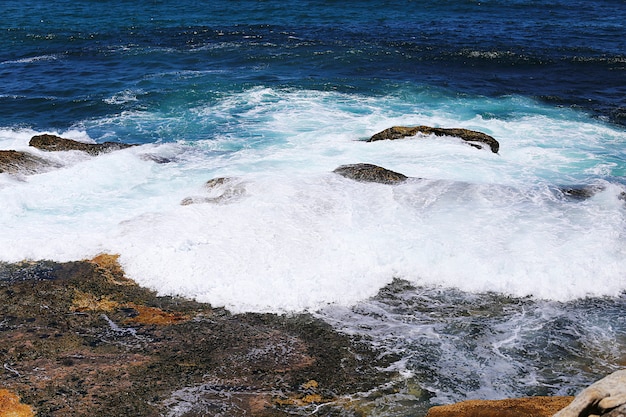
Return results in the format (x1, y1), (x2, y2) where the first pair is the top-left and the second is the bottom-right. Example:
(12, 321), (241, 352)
(316, 285), (626, 405)
(1, 89), (625, 313)
(104, 90), (142, 105)
(1, 54), (59, 65)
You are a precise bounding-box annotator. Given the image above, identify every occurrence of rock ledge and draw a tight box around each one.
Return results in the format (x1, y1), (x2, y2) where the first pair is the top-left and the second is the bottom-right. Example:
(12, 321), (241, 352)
(368, 125), (500, 153)
(29, 134), (135, 155)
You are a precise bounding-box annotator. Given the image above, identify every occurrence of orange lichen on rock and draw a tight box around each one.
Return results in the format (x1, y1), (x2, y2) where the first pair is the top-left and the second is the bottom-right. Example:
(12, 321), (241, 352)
(274, 393), (327, 407)
(274, 380), (329, 407)
(125, 303), (189, 325)
(71, 290), (120, 312)
(71, 292), (188, 325)
(88, 253), (134, 285)
(301, 380), (319, 390)
(425, 396), (574, 417)
(0, 389), (35, 417)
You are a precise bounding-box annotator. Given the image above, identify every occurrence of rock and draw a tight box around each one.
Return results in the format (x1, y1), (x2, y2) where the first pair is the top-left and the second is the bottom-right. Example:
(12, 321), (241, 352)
(139, 154), (174, 164)
(29, 134), (135, 156)
(181, 176), (246, 205)
(0, 150), (60, 175)
(368, 125), (500, 153)
(553, 370), (626, 417)
(0, 389), (35, 417)
(426, 396), (574, 417)
(0, 255), (394, 417)
(333, 163), (409, 184)
(604, 404), (626, 417)
(559, 186), (602, 200)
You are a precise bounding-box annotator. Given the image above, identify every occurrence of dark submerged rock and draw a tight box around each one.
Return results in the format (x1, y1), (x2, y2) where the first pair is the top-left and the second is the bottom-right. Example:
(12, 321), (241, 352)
(368, 125), (500, 153)
(558, 184), (626, 202)
(558, 185), (603, 200)
(333, 163), (409, 184)
(0, 150), (60, 175)
(29, 134), (135, 156)
(0, 255), (394, 417)
(139, 154), (174, 164)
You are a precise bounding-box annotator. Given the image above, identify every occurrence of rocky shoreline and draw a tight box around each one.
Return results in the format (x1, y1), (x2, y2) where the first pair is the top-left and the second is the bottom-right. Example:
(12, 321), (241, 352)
(2, 256), (625, 417)
(0, 255), (399, 416)
(2, 131), (625, 416)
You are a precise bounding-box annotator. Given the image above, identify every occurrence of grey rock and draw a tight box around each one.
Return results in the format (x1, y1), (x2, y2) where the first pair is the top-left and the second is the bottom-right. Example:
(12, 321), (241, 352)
(558, 185), (604, 200)
(604, 404), (626, 417)
(553, 370), (626, 417)
(333, 163), (408, 184)
(0, 150), (60, 175)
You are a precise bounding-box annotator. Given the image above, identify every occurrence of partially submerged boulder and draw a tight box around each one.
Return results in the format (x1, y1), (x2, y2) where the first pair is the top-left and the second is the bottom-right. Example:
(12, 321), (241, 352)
(368, 126), (500, 153)
(333, 163), (409, 184)
(426, 396), (574, 417)
(181, 176), (246, 205)
(553, 370), (626, 417)
(1, 134), (136, 176)
(0, 150), (60, 175)
(30, 134), (135, 156)
(559, 186), (600, 200)
(558, 185), (626, 202)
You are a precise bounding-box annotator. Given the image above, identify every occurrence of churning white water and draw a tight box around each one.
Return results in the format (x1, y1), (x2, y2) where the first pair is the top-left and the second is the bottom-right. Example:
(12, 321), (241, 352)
(1, 88), (625, 313)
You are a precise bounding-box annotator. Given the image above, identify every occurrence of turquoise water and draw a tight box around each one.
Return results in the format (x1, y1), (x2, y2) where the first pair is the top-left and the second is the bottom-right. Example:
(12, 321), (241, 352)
(1, 1), (626, 415)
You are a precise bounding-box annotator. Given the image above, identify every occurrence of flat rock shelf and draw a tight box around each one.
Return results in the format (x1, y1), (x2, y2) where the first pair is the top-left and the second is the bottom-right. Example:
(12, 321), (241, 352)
(0, 255), (396, 417)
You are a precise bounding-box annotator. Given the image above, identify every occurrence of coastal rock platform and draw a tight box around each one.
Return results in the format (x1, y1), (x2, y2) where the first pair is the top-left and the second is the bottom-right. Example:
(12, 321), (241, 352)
(0, 255), (395, 416)
(1, 255), (624, 417)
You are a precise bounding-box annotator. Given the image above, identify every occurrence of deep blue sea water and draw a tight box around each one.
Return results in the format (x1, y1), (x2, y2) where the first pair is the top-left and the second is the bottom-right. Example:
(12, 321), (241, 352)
(1, 1), (626, 415)
(2, 0), (626, 132)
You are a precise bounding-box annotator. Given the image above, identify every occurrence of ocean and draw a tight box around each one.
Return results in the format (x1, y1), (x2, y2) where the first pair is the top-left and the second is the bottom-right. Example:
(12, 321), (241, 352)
(1, 0), (625, 415)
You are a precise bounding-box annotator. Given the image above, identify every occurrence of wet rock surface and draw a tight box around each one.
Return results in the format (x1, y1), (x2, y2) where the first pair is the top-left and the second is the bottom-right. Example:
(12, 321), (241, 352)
(333, 163), (409, 184)
(0, 150), (60, 175)
(1, 134), (138, 177)
(368, 126), (500, 153)
(29, 134), (135, 156)
(558, 186), (602, 200)
(0, 255), (395, 416)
